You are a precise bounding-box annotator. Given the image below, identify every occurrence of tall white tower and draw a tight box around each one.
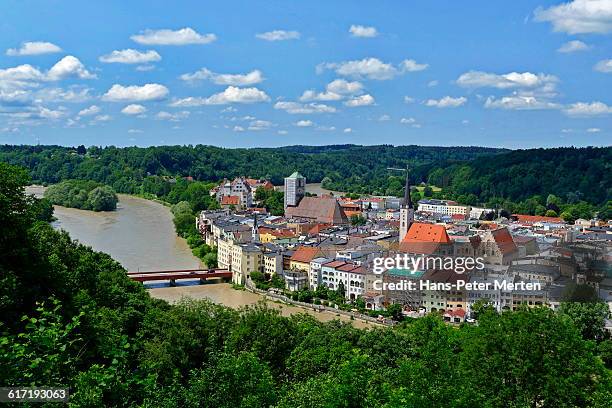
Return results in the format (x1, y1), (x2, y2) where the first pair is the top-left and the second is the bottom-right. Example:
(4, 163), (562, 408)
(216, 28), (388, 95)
(399, 170), (414, 241)
(284, 171), (306, 210)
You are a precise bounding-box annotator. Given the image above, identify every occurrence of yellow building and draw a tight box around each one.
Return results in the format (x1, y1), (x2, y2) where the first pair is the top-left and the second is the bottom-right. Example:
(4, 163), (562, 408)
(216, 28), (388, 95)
(218, 238), (263, 285)
(289, 246), (323, 273)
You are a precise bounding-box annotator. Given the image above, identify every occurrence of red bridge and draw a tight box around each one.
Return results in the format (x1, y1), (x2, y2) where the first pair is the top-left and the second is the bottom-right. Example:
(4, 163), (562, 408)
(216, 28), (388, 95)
(127, 268), (232, 286)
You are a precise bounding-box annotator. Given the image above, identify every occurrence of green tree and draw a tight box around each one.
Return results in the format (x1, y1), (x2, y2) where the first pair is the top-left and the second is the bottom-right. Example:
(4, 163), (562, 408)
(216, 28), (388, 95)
(87, 186), (118, 211)
(559, 301), (610, 341)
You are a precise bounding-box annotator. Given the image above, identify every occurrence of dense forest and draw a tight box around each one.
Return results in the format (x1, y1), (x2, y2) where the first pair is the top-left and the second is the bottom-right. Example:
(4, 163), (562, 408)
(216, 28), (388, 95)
(45, 180), (118, 211)
(1, 162), (611, 407)
(0, 144), (610, 219)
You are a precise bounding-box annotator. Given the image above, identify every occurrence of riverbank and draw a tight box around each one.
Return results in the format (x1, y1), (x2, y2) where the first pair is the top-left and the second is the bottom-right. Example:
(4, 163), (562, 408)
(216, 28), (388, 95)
(148, 282), (378, 329)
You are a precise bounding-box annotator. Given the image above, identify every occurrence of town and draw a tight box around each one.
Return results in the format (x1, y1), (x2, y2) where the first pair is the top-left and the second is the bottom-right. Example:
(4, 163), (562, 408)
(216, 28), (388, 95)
(196, 171), (612, 325)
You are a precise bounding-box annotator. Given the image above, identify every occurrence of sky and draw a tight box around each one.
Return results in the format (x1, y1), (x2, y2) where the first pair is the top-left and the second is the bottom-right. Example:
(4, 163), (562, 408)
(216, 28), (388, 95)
(0, 0), (611, 149)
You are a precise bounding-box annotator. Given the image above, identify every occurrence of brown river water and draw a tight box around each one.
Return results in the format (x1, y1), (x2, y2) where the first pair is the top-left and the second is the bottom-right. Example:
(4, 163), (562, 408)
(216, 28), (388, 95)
(26, 186), (373, 328)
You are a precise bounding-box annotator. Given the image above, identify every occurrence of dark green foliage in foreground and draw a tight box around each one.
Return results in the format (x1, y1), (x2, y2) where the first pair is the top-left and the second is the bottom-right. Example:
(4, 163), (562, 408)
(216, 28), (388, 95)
(1, 162), (611, 407)
(45, 179), (118, 211)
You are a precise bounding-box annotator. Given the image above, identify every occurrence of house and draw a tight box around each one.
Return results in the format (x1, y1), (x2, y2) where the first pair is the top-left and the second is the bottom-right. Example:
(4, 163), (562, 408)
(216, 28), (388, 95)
(420, 270), (466, 313)
(217, 239), (263, 285)
(289, 246), (324, 273)
(285, 196), (349, 224)
(319, 260), (366, 300)
(309, 257), (332, 289)
(283, 270), (309, 292)
(479, 227), (519, 265)
(220, 195), (241, 209)
(214, 177), (263, 208)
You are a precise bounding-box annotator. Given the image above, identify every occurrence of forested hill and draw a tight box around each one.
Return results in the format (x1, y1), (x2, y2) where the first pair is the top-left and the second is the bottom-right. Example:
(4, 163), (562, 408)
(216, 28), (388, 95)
(429, 146), (612, 207)
(0, 143), (503, 188)
(0, 144), (610, 207)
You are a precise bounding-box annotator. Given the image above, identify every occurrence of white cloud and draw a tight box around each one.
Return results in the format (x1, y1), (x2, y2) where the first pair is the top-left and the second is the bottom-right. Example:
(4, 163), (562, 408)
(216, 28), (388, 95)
(131, 27), (216, 45)
(47, 56), (96, 80)
(343, 127), (352, 133)
(404, 96), (415, 104)
(233, 125), (245, 132)
(400, 59), (429, 72)
(33, 87), (92, 103)
(78, 105), (100, 116)
(349, 25), (378, 38)
(248, 119), (273, 130)
(457, 71), (557, 89)
(425, 96), (467, 108)
(255, 30), (300, 41)
(6, 41), (61, 56)
(587, 127), (601, 132)
(326, 79), (364, 95)
(170, 86), (269, 106)
(534, 0), (612, 34)
(99, 49), (161, 64)
(400, 117), (416, 124)
(121, 104), (147, 115)
(317, 57), (427, 80)
(0, 64), (45, 82)
(277, 130), (288, 135)
(344, 94), (375, 107)
(102, 84), (169, 102)
(594, 59), (612, 72)
(0, 57), (95, 87)
(428, 80), (439, 87)
(484, 95), (560, 110)
(92, 114), (112, 122)
(299, 79), (363, 102)
(316, 125), (336, 131)
(563, 101), (612, 116)
(180, 68), (264, 85)
(128, 129), (143, 134)
(38, 107), (66, 120)
(295, 119), (314, 127)
(378, 114), (391, 121)
(557, 40), (591, 53)
(156, 111), (190, 121)
(274, 101), (336, 114)
(0, 89), (30, 105)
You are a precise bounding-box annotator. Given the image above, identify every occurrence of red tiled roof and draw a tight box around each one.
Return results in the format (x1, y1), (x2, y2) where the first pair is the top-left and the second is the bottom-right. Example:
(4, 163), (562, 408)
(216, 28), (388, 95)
(285, 196), (348, 224)
(308, 223), (331, 235)
(323, 260), (346, 268)
(400, 223), (452, 254)
(490, 228), (518, 255)
(402, 223), (451, 244)
(337, 263), (361, 272)
(290, 246), (323, 264)
(221, 195), (240, 205)
(445, 308), (466, 318)
(512, 214), (563, 224)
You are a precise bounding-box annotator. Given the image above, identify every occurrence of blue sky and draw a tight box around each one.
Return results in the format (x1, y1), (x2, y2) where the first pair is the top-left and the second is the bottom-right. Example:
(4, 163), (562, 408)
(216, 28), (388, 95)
(0, 0), (611, 148)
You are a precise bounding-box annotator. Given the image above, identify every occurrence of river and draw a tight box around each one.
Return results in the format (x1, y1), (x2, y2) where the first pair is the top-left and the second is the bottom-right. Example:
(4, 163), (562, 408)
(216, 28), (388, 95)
(26, 186), (374, 328)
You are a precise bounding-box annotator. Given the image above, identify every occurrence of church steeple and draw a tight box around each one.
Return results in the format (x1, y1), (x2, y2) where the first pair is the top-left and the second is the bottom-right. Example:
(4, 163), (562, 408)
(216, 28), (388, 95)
(402, 169), (413, 209)
(399, 167), (414, 242)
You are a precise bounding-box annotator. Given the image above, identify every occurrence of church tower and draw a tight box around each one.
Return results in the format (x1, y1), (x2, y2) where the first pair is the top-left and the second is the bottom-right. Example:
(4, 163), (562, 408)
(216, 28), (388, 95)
(399, 169), (414, 241)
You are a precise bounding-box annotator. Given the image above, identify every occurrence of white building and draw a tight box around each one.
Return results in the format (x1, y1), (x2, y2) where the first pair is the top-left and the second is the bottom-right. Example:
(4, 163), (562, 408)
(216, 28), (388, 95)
(418, 199), (470, 217)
